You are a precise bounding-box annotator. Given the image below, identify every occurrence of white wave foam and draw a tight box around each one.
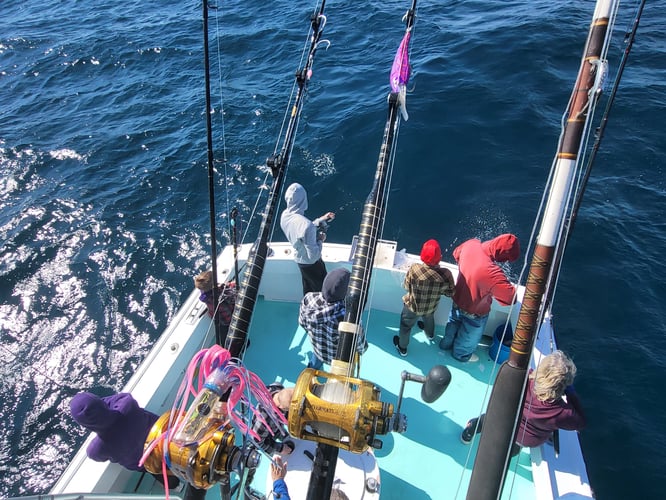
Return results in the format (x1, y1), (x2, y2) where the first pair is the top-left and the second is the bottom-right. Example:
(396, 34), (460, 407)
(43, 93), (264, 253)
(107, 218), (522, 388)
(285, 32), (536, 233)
(49, 149), (83, 161)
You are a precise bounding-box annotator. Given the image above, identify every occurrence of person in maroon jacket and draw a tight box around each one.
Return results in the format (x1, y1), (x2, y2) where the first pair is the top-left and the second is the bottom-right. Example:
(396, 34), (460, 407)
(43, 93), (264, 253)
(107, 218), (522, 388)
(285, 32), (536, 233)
(461, 350), (586, 455)
(439, 233), (520, 362)
(194, 270), (237, 342)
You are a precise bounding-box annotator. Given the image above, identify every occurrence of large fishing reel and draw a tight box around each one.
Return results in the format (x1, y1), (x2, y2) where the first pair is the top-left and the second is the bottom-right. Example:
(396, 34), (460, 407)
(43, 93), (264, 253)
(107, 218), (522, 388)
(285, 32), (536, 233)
(288, 366), (406, 453)
(143, 411), (260, 490)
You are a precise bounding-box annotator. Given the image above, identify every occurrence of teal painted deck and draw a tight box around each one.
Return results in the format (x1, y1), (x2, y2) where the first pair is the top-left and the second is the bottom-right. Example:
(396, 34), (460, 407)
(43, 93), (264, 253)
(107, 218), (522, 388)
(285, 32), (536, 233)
(129, 294), (534, 499)
(239, 297), (535, 499)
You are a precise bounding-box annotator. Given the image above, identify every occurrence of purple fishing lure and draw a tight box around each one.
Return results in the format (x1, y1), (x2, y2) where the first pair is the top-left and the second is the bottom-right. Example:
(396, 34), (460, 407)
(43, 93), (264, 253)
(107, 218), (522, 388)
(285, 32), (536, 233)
(390, 30), (411, 93)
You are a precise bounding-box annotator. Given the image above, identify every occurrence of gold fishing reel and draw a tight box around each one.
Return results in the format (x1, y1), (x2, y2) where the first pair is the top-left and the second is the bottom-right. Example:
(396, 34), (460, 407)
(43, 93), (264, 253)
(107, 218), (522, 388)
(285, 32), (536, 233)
(287, 365), (406, 453)
(143, 411), (260, 490)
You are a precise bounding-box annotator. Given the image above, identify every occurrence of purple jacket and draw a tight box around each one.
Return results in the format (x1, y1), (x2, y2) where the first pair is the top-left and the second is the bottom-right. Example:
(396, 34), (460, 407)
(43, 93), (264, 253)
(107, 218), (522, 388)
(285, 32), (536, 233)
(70, 392), (158, 471)
(516, 379), (586, 447)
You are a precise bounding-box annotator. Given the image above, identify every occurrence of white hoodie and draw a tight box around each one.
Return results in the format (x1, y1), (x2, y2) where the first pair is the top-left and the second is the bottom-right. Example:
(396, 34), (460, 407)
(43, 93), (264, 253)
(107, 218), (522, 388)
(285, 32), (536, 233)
(280, 183), (324, 265)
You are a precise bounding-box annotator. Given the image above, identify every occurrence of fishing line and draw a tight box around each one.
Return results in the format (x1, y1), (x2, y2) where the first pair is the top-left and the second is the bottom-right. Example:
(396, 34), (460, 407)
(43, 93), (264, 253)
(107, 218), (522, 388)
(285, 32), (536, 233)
(211, 2), (232, 239)
(248, 0), (329, 249)
(546, 0), (636, 316)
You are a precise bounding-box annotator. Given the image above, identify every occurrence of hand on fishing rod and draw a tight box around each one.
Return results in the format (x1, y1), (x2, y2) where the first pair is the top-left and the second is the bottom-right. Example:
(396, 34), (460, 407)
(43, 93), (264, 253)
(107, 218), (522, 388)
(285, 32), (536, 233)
(316, 212), (335, 242)
(315, 212), (335, 226)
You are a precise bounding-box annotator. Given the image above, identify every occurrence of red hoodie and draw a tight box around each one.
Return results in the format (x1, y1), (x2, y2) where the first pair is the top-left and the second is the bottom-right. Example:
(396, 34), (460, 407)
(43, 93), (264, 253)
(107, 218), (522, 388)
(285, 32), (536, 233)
(451, 234), (519, 316)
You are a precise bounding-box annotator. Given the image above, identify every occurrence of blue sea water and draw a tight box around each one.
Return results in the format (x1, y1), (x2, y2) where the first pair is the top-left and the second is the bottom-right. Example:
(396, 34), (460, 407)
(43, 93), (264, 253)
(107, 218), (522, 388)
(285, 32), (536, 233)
(1, 0), (664, 498)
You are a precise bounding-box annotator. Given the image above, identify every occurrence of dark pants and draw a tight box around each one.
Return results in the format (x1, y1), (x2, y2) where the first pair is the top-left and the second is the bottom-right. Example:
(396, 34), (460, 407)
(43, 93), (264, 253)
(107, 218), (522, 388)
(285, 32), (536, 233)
(298, 258), (327, 295)
(398, 305), (435, 348)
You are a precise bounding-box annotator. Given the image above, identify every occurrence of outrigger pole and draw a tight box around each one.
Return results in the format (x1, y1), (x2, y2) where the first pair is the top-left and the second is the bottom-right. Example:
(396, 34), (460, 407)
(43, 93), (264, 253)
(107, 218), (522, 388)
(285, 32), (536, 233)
(551, 0), (646, 307)
(305, 2), (418, 499)
(224, 2), (329, 358)
(468, 1), (621, 498)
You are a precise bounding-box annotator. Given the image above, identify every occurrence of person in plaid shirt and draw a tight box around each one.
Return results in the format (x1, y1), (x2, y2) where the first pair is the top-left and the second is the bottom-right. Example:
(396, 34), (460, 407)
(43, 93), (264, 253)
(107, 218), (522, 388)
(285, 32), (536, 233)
(393, 239), (455, 357)
(298, 267), (367, 369)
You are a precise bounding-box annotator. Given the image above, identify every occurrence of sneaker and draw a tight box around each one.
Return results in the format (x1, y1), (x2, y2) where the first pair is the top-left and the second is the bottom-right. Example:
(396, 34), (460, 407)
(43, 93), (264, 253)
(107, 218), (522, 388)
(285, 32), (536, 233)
(393, 335), (407, 357)
(461, 418), (479, 444)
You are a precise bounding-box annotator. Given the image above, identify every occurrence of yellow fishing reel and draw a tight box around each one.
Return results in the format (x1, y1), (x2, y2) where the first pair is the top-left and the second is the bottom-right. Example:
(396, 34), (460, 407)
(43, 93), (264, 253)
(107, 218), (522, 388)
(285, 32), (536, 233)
(143, 411), (260, 490)
(287, 364), (406, 453)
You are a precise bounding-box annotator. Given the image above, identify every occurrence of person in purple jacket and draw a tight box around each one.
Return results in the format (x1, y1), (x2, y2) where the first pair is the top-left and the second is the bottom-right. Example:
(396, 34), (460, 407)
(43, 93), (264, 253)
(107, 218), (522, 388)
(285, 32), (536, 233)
(70, 392), (181, 489)
(460, 350), (586, 454)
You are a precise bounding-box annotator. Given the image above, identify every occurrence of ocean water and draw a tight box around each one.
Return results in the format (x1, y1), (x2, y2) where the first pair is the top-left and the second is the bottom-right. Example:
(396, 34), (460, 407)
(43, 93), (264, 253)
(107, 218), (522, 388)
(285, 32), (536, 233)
(1, 0), (664, 498)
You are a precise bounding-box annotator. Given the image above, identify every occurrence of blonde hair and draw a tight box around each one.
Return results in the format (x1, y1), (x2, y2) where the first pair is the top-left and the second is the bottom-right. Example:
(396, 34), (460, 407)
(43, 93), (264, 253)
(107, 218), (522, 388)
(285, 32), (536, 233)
(194, 270), (213, 292)
(531, 350), (576, 402)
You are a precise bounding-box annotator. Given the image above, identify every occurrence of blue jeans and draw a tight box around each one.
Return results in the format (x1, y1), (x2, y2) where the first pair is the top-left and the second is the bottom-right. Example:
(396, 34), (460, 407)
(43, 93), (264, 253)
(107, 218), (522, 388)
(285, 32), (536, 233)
(440, 304), (488, 362)
(307, 351), (324, 370)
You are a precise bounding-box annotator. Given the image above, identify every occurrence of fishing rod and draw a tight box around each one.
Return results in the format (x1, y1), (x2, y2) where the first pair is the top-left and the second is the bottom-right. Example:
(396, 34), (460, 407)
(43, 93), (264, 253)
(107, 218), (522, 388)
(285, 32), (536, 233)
(202, 0), (223, 345)
(230, 207), (240, 282)
(468, 1), (622, 497)
(293, 3), (424, 499)
(340, 0), (415, 343)
(224, 1), (329, 358)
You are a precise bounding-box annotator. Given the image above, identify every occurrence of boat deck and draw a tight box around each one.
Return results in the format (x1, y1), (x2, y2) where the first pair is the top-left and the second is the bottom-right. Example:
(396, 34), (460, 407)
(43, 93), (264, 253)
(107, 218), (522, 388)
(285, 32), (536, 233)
(45, 243), (591, 500)
(242, 297), (535, 500)
(129, 296), (535, 499)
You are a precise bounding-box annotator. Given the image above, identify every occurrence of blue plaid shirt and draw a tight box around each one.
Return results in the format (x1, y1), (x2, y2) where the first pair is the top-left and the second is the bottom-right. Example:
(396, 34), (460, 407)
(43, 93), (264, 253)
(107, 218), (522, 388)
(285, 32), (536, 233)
(298, 293), (367, 365)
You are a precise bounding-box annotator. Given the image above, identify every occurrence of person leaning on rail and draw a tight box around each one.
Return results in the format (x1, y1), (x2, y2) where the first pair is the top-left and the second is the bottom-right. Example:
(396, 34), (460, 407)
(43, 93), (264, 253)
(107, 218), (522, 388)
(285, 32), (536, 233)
(460, 350), (587, 453)
(439, 233), (520, 363)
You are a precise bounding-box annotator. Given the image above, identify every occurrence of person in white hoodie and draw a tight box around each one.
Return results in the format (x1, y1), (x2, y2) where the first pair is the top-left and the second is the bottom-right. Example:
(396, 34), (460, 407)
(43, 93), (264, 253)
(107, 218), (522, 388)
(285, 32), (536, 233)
(280, 183), (335, 295)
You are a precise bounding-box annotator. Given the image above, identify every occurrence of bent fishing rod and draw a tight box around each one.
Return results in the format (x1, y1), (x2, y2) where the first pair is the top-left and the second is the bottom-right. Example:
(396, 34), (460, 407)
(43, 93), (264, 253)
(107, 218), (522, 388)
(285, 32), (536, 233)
(468, 1), (623, 497)
(224, 1), (329, 358)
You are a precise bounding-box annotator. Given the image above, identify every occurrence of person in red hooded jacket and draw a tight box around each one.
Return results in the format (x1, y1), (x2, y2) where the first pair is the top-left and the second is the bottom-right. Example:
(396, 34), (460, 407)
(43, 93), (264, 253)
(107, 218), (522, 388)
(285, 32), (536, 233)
(439, 234), (520, 362)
